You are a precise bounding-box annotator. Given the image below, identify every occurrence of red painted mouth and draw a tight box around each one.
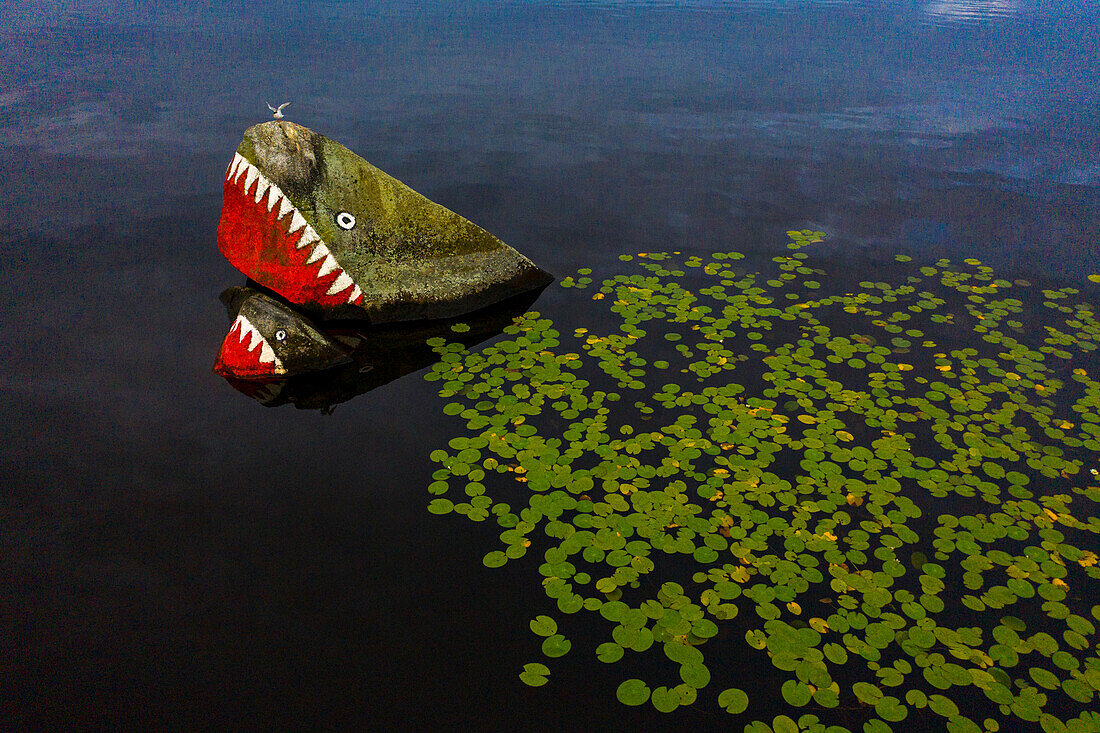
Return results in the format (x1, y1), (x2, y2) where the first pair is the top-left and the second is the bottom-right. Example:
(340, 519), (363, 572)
(217, 153), (364, 309)
(212, 314), (284, 379)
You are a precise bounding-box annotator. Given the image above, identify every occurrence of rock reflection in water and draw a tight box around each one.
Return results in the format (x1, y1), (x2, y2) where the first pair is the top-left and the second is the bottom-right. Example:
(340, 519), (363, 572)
(220, 286), (546, 412)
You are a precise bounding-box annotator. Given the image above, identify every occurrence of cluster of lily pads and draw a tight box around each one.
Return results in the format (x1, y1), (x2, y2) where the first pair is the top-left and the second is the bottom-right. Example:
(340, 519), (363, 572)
(423, 232), (1100, 732)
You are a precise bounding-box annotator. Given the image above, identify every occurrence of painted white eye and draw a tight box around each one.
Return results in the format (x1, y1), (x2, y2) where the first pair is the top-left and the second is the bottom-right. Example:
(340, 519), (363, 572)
(336, 211), (356, 230)
(275, 329), (287, 341)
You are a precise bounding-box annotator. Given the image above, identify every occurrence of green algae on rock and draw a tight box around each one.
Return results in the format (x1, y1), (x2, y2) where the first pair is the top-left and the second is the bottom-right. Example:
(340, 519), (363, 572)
(218, 120), (552, 323)
(424, 233), (1100, 732)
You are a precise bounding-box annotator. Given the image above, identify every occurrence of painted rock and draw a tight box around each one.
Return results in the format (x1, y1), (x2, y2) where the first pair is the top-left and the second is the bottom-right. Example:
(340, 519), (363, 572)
(218, 120), (553, 323)
(212, 286), (352, 379)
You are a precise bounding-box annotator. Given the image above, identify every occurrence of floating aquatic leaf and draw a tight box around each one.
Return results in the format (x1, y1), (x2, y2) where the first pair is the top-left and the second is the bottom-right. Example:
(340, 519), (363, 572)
(617, 678), (651, 706)
(854, 681), (883, 704)
(651, 686), (680, 713)
(680, 661), (711, 689)
(530, 615), (557, 637)
(771, 714), (799, 733)
(781, 679), (812, 707)
(875, 695), (907, 722)
(929, 694), (959, 717)
(541, 634), (571, 658)
(519, 662), (550, 687)
(425, 237), (1100, 726)
(718, 687), (749, 714)
(427, 498), (454, 514)
(596, 642), (624, 663)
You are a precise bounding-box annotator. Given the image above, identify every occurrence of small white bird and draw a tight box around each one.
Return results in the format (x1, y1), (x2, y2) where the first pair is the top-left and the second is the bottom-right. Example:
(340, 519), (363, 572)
(267, 102), (291, 119)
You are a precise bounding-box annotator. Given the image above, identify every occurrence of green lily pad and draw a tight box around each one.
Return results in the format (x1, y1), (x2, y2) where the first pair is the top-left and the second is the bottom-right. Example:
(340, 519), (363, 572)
(428, 498), (455, 514)
(718, 687), (749, 714)
(520, 662), (550, 687)
(875, 695), (907, 722)
(782, 679), (813, 706)
(426, 241), (1100, 725)
(482, 551), (507, 568)
(928, 694), (959, 718)
(596, 642), (625, 663)
(771, 715), (798, 733)
(530, 615), (557, 636)
(541, 634), (571, 658)
(651, 686), (681, 713)
(617, 679), (651, 706)
(853, 681), (883, 704)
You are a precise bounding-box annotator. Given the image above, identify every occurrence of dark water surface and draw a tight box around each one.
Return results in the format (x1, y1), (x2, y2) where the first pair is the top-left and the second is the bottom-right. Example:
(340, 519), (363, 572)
(2, 1), (1098, 729)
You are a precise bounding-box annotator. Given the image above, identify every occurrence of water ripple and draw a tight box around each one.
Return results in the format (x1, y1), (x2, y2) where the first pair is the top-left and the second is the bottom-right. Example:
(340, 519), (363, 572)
(923, 0), (1021, 23)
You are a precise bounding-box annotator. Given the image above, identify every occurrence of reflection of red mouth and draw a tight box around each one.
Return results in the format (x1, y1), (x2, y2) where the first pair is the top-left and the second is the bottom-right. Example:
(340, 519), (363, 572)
(217, 153), (364, 309)
(223, 377), (284, 405)
(212, 314), (284, 379)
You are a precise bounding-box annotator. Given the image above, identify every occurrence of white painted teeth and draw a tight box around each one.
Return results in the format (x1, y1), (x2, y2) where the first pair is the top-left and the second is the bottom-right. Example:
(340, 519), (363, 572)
(277, 195), (293, 220)
(288, 210), (306, 234)
(296, 226), (319, 250)
(225, 152), (246, 182)
(317, 254), (339, 278)
(326, 271), (354, 295)
(232, 314), (285, 372)
(301, 241), (355, 297)
(225, 151), (363, 305)
(306, 242), (329, 264)
(243, 165), (259, 192)
(231, 156), (249, 184)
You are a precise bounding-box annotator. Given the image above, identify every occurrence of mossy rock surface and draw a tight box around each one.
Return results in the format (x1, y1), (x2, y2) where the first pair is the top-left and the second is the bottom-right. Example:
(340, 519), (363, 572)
(219, 120), (552, 323)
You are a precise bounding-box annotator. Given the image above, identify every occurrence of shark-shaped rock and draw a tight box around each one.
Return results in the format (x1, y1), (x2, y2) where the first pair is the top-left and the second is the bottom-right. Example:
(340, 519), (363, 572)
(218, 120), (552, 323)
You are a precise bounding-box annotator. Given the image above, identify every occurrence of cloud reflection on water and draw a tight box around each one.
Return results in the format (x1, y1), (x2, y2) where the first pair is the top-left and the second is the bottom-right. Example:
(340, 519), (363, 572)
(923, 0), (1020, 22)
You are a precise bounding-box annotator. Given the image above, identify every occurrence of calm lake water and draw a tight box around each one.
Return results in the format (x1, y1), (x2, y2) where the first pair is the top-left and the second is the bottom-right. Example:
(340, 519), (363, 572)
(2, 1), (1098, 729)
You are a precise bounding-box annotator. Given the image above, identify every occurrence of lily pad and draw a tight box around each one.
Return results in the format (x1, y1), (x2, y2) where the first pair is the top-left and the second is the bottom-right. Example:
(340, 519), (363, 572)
(541, 634), (571, 658)
(617, 678), (651, 706)
(530, 615), (557, 636)
(719, 687), (749, 714)
(520, 662), (550, 687)
(425, 240), (1100, 727)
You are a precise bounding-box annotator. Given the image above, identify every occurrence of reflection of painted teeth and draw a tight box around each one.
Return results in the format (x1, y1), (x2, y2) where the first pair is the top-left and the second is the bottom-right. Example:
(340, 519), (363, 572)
(253, 382), (284, 404)
(231, 313), (286, 374)
(225, 152), (362, 305)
